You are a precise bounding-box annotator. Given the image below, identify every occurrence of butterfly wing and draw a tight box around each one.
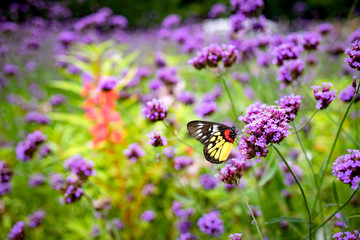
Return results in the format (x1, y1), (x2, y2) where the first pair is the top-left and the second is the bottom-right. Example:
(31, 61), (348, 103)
(187, 120), (235, 164)
(203, 132), (234, 164)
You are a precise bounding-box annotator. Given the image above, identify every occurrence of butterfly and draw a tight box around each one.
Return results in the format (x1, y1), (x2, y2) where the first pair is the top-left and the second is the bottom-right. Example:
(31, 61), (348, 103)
(187, 120), (237, 164)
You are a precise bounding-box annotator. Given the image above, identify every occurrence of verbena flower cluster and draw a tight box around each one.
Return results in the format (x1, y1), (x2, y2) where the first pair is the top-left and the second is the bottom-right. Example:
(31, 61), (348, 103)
(171, 200), (194, 237)
(15, 131), (47, 162)
(345, 40), (360, 71)
(275, 94), (303, 121)
(7, 221), (25, 240)
(141, 210), (156, 222)
(197, 211), (224, 237)
(238, 101), (267, 124)
(272, 42), (303, 66)
(217, 157), (248, 184)
(188, 44), (238, 70)
(311, 82), (337, 110)
(64, 154), (96, 180)
(229, 233), (243, 240)
(28, 173), (46, 187)
(332, 149), (360, 190)
(98, 76), (118, 91)
(0, 160), (13, 196)
(28, 211), (45, 228)
(143, 98), (168, 122)
(339, 83), (360, 103)
(60, 175), (84, 204)
(147, 130), (167, 147)
(277, 59), (304, 87)
(174, 156), (193, 170)
(279, 162), (303, 186)
(238, 106), (291, 162)
(333, 230), (360, 240)
(123, 143), (145, 162)
(199, 173), (218, 190)
(25, 112), (50, 125)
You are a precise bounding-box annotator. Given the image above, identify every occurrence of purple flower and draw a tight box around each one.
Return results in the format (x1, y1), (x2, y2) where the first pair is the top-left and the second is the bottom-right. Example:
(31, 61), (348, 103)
(277, 59), (304, 87)
(307, 54), (318, 66)
(38, 145), (51, 159)
(154, 52), (167, 68)
(60, 175), (84, 204)
(28, 211), (45, 228)
(239, 102), (267, 124)
(248, 205), (262, 218)
(50, 94), (66, 106)
(197, 212), (224, 237)
(141, 210), (156, 222)
(98, 76), (118, 91)
(188, 44), (238, 70)
(279, 162), (303, 186)
(49, 173), (64, 190)
(339, 84), (360, 103)
(333, 230), (360, 240)
(195, 101), (217, 117)
(177, 219), (191, 233)
(25, 112), (50, 125)
(217, 157), (248, 184)
(199, 174), (218, 190)
(301, 32), (321, 51)
(143, 98), (168, 122)
(25, 61), (37, 72)
(1, 22), (19, 33)
(238, 106), (291, 162)
(171, 201), (195, 218)
(230, 13), (246, 32)
(345, 40), (360, 71)
(163, 147), (176, 158)
(178, 91), (195, 105)
(58, 30), (77, 47)
(0, 160), (13, 196)
(332, 149), (360, 190)
(230, 0), (264, 17)
(244, 87), (254, 99)
(275, 94), (303, 121)
(232, 72), (250, 84)
(15, 131), (46, 162)
(91, 225), (99, 237)
(142, 183), (155, 196)
(348, 28), (360, 43)
(251, 15), (267, 32)
(208, 3), (227, 18)
(124, 143), (145, 162)
(29, 173), (46, 187)
(174, 156), (193, 170)
(147, 130), (167, 147)
(157, 67), (179, 85)
(4, 64), (19, 76)
(177, 233), (197, 240)
(317, 23), (333, 35)
(7, 221), (25, 240)
(112, 218), (124, 230)
(311, 82), (337, 110)
(229, 233), (243, 240)
(0, 182), (11, 196)
(332, 213), (346, 228)
(64, 154), (96, 180)
(257, 52), (272, 67)
(109, 15), (128, 29)
(162, 14), (181, 29)
(127, 67), (152, 87)
(272, 42), (303, 66)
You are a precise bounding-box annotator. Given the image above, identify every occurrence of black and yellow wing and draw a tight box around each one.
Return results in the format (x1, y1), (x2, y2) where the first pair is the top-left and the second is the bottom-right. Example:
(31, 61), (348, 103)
(187, 120), (237, 164)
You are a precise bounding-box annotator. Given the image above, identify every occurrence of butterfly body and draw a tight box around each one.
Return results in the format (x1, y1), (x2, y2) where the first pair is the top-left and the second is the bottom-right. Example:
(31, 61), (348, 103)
(187, 120), (237, 164)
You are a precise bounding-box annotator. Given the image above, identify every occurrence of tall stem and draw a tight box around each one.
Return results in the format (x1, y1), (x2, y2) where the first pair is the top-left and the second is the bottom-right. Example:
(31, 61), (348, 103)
(219, 72), (238, 120)
(292, 121), (317, 188)
(272, 145), (312, 240)
(236, 185), (263, 240)
(294, 110), (318, 133)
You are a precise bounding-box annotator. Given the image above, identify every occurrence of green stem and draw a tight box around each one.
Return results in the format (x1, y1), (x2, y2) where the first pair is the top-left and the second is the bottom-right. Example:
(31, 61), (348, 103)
(305, 189), (358, 238)
(292, 121), (317, 188)
(294, 110), (318, 133)
(313, 83), (360, 213)
(272, 145), (312, 240)
(219, 72), (238, 120)
(236, 185), (263, 240)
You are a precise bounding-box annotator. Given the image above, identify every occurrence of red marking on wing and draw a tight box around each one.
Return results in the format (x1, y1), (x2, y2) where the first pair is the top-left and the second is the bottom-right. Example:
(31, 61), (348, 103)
(224, 130), (234, 143)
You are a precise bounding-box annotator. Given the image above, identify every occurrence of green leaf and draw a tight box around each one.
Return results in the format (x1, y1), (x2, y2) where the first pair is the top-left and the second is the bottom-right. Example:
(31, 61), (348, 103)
(48, 80), (82, 95)
(48, 112), (91, 128)
(333, 181), (340, 206)
(265, 216), (305, 225)
(173, 192), (195, 205)
(339, 211), (349, 228)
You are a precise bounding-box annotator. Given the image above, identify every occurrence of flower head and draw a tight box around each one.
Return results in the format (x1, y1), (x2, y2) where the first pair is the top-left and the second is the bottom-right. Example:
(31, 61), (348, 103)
(229, 233), (243, 240)
(230, 0), (264, 17)
(277, 59), (304, 87)
(25, 112), (50, 125)
(339, 84), (360, 103)
(301, 32), (321, 51)
(279, 162), (303, 186)
(28, 211), (45, 228)
(0, 160), (13, 196)
(272, 42), (303, 66)
(7, 221), (25, 240)
(49, 173), (64, 190)
(239, 102), (267, 124)
(197, 212), (224, 237)
(195, 101), (217, 117)
(50, 94), (66, 106)
(162, 14), (181, 29)
(199, 174), (218, 190)
(174, 156), (193, 170)
(141, 210), (156, 222)
(217, 157), (248, 184)
(333, 230), (360, 240)
(147, 130), (167, 147)
(28, 173), (46, 187)
(143, 98), (168, 122)
(275, 94), (303, 121)
(64, 154), (96, 180)
(208, 3), (227, 18)
(311, 82), (337, 110)
(16, 131), (46, 162)
(171, 201), (194, 218)
(124, 143), (145, 162)
(332, 149), (360, 190)
(345, 40), (360, 71)
(238, 106), (291, 162)
(112, 218), (124, 230)
(98, 76), (118, 91)
(60, 175), (84, 204)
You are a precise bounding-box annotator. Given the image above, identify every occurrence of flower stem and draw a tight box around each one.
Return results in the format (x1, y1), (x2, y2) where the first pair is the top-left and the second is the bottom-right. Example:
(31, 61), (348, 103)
(236, 185), (263, 240)
(272, 145), (312, 240)
(294, 110), (318, 133)
(304, 189), (358, 239)
(313, 83), (360, 213)
(219, 72), (238, 120)
(292, 122), (317, 188)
